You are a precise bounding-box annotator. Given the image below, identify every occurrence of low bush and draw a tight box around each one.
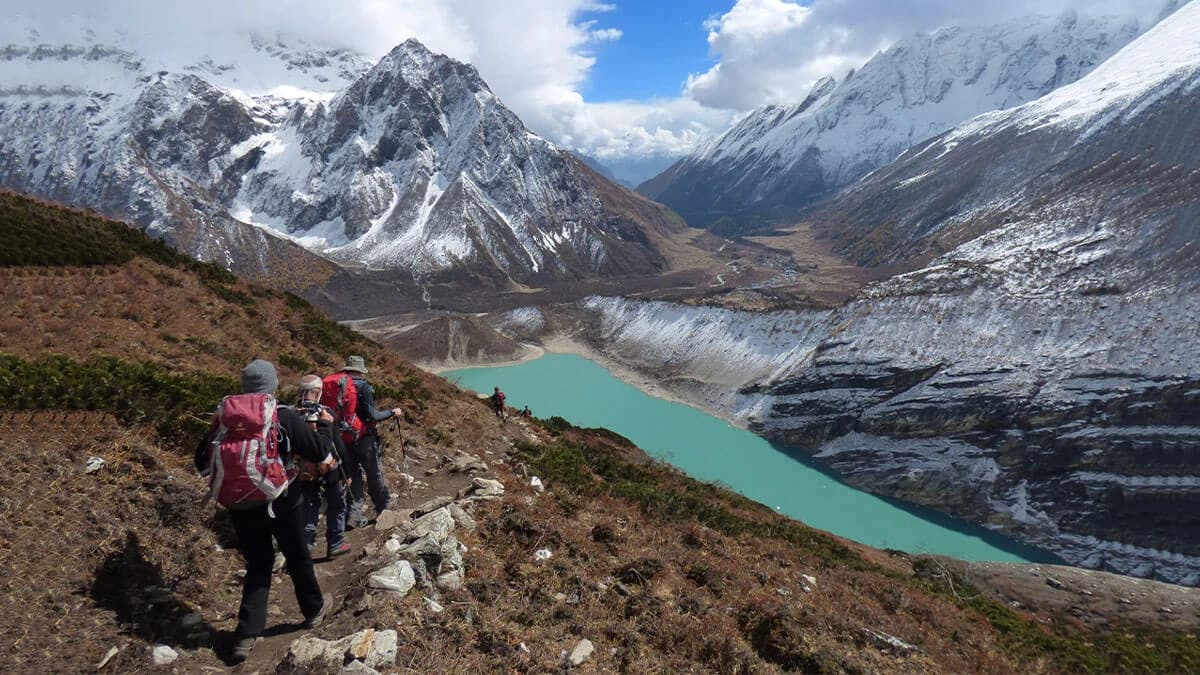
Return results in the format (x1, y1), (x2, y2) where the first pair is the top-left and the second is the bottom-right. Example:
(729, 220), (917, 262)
(0, 353), (235, 442)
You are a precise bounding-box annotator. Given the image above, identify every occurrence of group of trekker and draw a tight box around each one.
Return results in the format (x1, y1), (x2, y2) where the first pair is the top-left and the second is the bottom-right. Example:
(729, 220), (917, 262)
(194, 355), (400, 663)
(489, 386), (531, 422)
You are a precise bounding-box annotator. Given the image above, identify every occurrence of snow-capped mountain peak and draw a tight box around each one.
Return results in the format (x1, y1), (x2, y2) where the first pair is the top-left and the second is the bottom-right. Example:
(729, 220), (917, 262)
(949, 0), (1200, 140)
(0, 31), (681, 291)
(641, 11), (1145, 229)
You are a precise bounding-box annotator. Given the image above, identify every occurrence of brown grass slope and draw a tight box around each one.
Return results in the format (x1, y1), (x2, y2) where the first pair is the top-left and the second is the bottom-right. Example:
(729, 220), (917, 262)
(1, 190), (1198, 673)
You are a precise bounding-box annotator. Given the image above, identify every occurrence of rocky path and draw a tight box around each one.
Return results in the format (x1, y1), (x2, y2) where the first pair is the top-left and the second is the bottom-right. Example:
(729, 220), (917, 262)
(196, 420), (532, 673)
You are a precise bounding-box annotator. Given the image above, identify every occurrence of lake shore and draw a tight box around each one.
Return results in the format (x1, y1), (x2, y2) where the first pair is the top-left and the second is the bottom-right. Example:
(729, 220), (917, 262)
(428, 333), (725, 421)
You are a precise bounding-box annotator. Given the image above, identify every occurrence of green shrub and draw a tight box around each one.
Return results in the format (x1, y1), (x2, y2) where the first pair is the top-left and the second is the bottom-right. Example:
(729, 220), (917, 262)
(0, 352), (235, 442)
(510, 436), (863, 569)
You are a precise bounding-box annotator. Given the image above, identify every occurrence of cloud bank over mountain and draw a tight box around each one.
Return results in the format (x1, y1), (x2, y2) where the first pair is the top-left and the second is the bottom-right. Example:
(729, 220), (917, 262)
(9, 0), (1165, 161)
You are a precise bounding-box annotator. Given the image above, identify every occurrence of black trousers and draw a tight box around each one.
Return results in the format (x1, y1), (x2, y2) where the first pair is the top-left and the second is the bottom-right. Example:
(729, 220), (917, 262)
(228, 485), (323, 638)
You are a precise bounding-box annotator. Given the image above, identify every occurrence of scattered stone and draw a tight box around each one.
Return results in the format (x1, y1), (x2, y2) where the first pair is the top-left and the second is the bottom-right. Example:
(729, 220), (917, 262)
(85, 456), (106, 474)
(384, 538), (402, 555)
(448, 453), (488, 474)
(340, 662), (380, 675)
(441, 536), (464, 569)
(424, 468), (438, 476)
(554, 592), (568, 602)
(149, 644), (178, 666)
(1046, 577), (1067, 591)
(801, 585), (813, 594)
(1160, 607), (1174, 614)
(862, 629), (920, 655)
(567, 639), (594, 666)
(519, 642), (530, 654)
(367, 561), (416, 596)
(396, 508), (455, 544)
(533, 548), (553, 562)
(461, 477), (505, 501)
(776, 588), (792, 597)
(273, 551), (286, 573)
(375, 509), (409, 531)
(801, 574), (817, 588)
(613, 582), (633, 597)
(396, 534), (442, 561)
(425, 597), (444, 613)
(530, 476), (545, 493)
(282, 628), (399, 672)
(1081, 589), (1094, 597)
(449, 504), (476, 531)
(354, 594), (373, 615)
(410, 495), (454, 518)
(436, 568), (464, 591)
(96, 646), (119, 670)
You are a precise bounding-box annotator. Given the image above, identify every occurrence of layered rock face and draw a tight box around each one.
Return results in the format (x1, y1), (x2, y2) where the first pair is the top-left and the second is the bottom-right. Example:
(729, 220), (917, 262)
(575, 3), (1200, 584)
(0, 32), (680, 286)
(640, 11), (1142, 229)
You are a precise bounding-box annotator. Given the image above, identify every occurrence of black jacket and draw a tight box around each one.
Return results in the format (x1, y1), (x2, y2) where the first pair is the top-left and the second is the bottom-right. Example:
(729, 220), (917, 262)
(195, 404), (331, 473)
(320, 418), (349, 465)
(350, 374), (394, 432)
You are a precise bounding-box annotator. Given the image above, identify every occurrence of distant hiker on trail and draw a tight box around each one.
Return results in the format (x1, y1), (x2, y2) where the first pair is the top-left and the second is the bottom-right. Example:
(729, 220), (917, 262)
(194, 359), (334, 664)
(491, 386), (507, 422)
(520, 405), (531, 419)
(296, 374), (351, 559)
(337, 355), (402, 529)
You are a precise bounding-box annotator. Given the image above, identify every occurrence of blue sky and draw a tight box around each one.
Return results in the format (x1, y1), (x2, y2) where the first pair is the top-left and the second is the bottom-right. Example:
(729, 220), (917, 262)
(582, 0), (733, 101)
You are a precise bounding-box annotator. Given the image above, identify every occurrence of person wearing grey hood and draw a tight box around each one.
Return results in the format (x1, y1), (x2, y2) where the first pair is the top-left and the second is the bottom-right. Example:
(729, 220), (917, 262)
(194, 359), (335, 664)
(338, 355), (402, 529)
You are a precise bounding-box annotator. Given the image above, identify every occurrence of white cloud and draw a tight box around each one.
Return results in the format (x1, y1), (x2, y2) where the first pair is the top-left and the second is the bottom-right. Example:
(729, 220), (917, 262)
(6, 0), (1171, 163)
(686, 0), (1165, 110)
(7, 0), (673, 156)
(589, 27), (624, 42)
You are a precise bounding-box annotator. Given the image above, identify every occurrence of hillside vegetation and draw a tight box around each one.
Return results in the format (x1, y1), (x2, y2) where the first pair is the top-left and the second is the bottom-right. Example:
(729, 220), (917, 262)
(1, 190), (1198, 673)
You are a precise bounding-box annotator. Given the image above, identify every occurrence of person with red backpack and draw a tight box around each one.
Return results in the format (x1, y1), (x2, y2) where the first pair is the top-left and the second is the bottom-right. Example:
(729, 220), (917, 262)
(194, 359), (335, 664)
(491, 386), (507, 422)
(336, 355), (401, 529)
(296, 374), (351, 559)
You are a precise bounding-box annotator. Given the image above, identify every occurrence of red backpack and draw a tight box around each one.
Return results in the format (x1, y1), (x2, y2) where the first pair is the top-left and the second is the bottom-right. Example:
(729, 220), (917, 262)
(203, 394), (291, 509)
(321, 371), (364, 444)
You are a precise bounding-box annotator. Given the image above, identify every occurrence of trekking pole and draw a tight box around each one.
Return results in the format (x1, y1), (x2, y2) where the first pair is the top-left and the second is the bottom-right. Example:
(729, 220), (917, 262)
(393, 415), (412, 507)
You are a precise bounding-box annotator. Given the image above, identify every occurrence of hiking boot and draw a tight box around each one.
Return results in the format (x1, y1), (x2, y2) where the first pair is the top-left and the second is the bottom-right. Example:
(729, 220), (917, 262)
(346, 514), (369, 531)
(230, 636), (258, 664)
(302, 593), (334, 629)
(327, 541), (351, 558)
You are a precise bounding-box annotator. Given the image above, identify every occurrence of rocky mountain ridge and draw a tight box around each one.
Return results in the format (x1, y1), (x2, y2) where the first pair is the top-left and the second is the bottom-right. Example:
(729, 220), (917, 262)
(0, 31), (682, 293)
(531, 2), (1200, 585)
(640, 10), (1144, 229)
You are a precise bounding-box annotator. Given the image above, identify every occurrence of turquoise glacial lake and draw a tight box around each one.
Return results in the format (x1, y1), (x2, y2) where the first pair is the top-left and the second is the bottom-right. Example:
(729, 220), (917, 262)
(447, 352), (1057, 563)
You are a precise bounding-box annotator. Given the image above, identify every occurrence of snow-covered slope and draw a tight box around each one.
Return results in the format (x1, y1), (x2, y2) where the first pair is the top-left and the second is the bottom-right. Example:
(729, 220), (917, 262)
(572, 2), (1200, 584)
(640, 11), (1142, 229)
(0, 31), (681, 287)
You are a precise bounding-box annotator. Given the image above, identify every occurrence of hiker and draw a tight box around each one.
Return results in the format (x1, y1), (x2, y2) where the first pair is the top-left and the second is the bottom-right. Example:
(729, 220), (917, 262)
(339, 355), (402, 529)
(491, 386), (507, 421)
(194, 359), (334, 664)
(296, 374), (351, 559)
(520, 405), (532, 419)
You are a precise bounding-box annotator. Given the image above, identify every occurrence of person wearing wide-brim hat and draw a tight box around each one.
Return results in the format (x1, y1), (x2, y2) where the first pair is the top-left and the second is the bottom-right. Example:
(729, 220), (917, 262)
(339, 355), (402, 528)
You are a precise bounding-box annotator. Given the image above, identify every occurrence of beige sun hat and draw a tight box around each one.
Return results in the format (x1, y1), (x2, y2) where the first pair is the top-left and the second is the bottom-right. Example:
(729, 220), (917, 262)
(342, 355), (369, 374)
